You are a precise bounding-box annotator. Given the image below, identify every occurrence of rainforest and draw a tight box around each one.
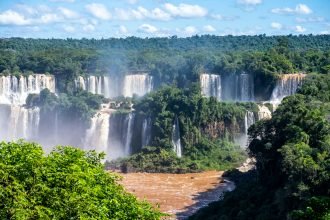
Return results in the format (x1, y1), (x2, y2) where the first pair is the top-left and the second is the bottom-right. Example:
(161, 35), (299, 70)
(0, 34), (329, 219)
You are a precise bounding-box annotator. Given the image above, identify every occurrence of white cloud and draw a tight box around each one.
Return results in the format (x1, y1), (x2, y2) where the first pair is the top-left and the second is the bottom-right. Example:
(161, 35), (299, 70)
(119, 25), (128, 34)
(295, 4), (312, 14)
(85, 3), (111, 20)
(271, 22), (283, 30)
(210, 14), (239, 21)
(63, 25), (75, 33)
(295, 25), (306, 33)
(138, 24), (158, 34)
(40, 13), (61, 24)
(271, 4), (312, 15)
(203, 25), (216, 32)
(149, 8), (171, 20)
(37, 5), (52, 13)
(114, 7), (170, 21)
(296, 17), (324, 23)
(237, 0), (262, 6)
(0, 10), (31, 25)
(58, 7), (79, 19)
(83, 24), (95, 32)
(176, 26), (198, 36)
(16, 4), (38, 15)
(320, 30), (329, 34)
(163, 3), (207, 18)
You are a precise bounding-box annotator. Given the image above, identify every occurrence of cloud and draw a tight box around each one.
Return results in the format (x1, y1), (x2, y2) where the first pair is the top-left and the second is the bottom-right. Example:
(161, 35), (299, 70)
(296, 17), (325, 23)
(115, 6), (171, 21)
(320, 30), (329, 34)
(176, 26), (198, 36)
(138, 24), (158, 34)
(271, 4), (312, 15)
(40, 13), (61, 24)
(85, 3), (111, 20)
(63, 25), (75, 33)
(271, 22), (283, 30)
(0, 10), (31, 25)
(203, 25), (216, 32)
(163, 3), (207, 18)
(118, 25), (128, 35)
(83, 24), (95, 32)
(58, 7), (79, 19)
(295, 25), (306, 33)
(210, 14), (239, 21)
(237, 0), (262, 6)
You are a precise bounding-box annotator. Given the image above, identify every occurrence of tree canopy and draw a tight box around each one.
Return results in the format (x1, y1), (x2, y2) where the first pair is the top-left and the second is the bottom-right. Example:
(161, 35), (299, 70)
(0, 140), (163, 220)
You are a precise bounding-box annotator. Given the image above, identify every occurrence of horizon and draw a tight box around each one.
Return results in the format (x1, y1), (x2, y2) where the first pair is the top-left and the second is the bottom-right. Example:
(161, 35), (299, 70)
(0, 0), (329, 39)
(1, 33), (329, 40)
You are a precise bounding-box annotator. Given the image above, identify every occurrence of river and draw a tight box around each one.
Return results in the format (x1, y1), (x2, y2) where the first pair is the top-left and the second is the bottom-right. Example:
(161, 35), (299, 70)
(120, 171), (235, 219)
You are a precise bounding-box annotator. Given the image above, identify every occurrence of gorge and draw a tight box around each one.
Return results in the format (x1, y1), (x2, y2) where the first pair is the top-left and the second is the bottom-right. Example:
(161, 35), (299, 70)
(0, 72), (306, 159)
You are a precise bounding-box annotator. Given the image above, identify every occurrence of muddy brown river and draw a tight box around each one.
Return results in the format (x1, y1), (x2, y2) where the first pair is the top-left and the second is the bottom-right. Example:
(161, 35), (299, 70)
(119, 171), (235, 219)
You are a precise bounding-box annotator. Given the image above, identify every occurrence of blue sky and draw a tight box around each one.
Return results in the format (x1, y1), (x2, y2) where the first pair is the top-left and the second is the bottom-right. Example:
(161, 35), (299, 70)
(0, 0), (329, 38)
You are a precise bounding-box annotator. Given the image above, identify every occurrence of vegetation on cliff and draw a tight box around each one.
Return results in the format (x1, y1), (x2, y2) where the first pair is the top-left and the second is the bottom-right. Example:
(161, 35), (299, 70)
(111, 85), (250, 172)
(189, 74), (330, 220)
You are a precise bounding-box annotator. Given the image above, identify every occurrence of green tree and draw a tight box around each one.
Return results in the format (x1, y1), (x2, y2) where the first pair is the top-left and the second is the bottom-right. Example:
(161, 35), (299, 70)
(0, 140), (163, 220)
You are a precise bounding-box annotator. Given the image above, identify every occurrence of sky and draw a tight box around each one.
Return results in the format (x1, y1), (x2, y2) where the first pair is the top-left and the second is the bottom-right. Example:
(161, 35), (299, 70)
(0, 0), (329, 38)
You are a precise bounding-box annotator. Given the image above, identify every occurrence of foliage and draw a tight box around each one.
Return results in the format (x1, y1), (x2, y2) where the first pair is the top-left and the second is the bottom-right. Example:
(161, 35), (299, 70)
(26, 88), (104, 124)
(189, 74), (330, 219)
(0, 140), (163, 220)
(0, 36), (329, 94)
(110, 146), (199, 173)
(117, 85), (251, 172)
(112, 138), (246, 173)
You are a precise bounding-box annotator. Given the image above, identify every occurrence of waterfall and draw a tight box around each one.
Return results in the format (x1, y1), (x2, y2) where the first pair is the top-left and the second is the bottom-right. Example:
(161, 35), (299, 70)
(270, 74), (306, 103)
(200, 74), (222, 100)
(75, 76), (111, 98)
(172, 116), (182, 158)
(141, 117), (152, 147)
(84, 111), (110, 155)
(75, 76), (86, 90)
(124, 113), (135, 155)
(0, 74), (55, 105)
(122, 74), (153, 97)
(244, 111), (255, 134)
(0, 105), (40, 141)
(257, 104), (272, 120)
(220, 73), (254, 101)
(237, 73), (254, 102)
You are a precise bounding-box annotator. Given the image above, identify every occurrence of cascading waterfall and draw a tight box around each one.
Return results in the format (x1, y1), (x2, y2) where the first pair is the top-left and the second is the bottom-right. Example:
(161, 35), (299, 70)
(75, 76), (111, 98)
(0, 74), (55, 105)
(235, 110), (256, 148)
(124, 113), (135, 155)
(84, 111), (110, 155)
(244, 111), (255, 135)
(237, 73), (254, 102)
(122, 74), (153, 97)
(270, 74), (306, 103)
(0, 105), (40, 141)
(172, 116), (182, 158)
(218, 73), (254, 101)
(200, 74), (222, 100)
(141, 117), (152, 147)
(0, 74), (53, 142)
